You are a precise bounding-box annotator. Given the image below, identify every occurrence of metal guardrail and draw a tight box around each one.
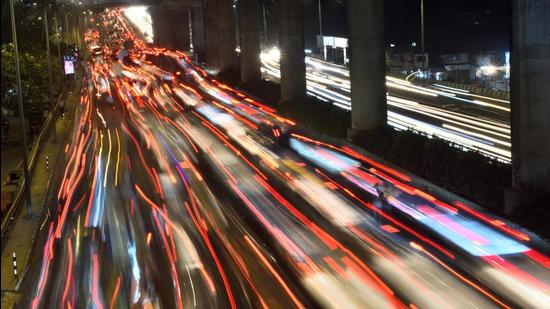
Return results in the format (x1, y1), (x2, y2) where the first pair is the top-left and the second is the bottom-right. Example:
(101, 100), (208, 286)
(1, 94), (62, 239)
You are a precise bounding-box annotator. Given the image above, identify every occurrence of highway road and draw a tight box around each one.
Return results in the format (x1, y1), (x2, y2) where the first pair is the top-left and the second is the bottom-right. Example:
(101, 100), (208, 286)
(21, 9), (550, 309)
(261, 50), (511, 162)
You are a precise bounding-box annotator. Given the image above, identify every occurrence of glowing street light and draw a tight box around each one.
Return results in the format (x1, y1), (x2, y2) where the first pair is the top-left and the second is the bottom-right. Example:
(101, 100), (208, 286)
(480, 65), (498, 76)
(485, 65), (497, 76)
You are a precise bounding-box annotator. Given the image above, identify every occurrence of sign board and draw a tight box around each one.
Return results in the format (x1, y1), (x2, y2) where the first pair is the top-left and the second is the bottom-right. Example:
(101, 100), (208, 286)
(64, 60), (74, 75)
(322, 36), (348, 49)
(63, 55), (75, 75)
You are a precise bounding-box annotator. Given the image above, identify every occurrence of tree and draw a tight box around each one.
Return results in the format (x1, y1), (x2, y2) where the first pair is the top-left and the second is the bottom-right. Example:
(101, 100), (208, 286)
(1, 43), (61, 116)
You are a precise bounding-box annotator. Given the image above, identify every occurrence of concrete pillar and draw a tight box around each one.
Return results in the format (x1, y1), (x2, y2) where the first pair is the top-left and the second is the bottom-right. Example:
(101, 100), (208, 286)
(151, 8), (190, 51)
(151, 8), (172, 48)
(203, 0), (219, 71)
(238, 0), (262, 82)
(217, 0), (237, 73)
(279, 0), (306, 104)
(347, 0), (387, 137)
(191, 3), (206, 62)
(174, 10), (191, 51)
(506, 0), (550, 211)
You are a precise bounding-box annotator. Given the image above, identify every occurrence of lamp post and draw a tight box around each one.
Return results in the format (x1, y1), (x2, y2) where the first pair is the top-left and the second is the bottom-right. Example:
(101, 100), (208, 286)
(9, 0), (33, 215)
(420, 0), (425, 68)
(262, 1), (268, 44)
(43, 2), (54, 102)
(64, 12), (70, 44)
(43, 1), (57, 143)
(53, 12), (61, 64)
(318, 0), (323, 38)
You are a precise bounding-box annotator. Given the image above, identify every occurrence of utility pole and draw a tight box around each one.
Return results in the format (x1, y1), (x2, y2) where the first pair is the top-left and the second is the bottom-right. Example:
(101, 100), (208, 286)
(44, 3), (54, 101)
(54, 11), (61, 65)
(318, 0), (323, 38)
(9, 0), (33, 215)
(262, 2), (267, 44)
(64, 12), (69, 44)
(420, 0), (425, 69)
(44, 2), (57, 143)
(188, 9), (193, 50)
(77, 14), (83, 50)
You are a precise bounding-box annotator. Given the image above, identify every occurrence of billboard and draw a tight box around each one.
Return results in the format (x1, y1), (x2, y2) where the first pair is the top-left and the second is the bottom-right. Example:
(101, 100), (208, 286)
(63, 55), (75, 75)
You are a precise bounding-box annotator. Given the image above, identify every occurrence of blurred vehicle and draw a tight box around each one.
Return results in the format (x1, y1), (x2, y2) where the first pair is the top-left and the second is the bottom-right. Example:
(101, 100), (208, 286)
(92, 47), (103, 57)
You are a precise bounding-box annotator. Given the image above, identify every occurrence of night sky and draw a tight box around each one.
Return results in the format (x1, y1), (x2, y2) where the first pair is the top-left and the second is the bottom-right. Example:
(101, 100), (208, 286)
(294, 0), (511, 54)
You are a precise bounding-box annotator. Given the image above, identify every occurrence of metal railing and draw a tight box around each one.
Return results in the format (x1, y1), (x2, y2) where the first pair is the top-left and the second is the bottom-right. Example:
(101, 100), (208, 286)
(1, 94), (62, 239)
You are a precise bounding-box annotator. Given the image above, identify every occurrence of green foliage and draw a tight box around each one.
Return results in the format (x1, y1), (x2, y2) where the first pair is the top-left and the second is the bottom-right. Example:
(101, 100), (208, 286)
(352, 127), (511, 212)
(1, 1), (65, 116)
(1, 43), (61, 115)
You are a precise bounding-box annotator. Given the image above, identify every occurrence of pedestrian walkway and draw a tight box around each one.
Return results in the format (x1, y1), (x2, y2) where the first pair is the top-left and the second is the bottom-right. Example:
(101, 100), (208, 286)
(0, 82), (81, 308)
(0, 146), (21, 182)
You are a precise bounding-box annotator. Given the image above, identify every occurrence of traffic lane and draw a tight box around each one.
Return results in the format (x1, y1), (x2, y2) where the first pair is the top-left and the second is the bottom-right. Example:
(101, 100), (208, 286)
(25, 88), (167, 308)
(117, 73), (312, 308)
(127, 71), (386, 306)
(96, 96), (183, 308)
(304, 56), (511, 120)
(171, 52), (520, 260)
(98, 91), (233, 309)
(387, 101), (511, 155)
(175, 83), (511, 307)
(170, 74), (507, 307)
(284, 134), (550, 308)
(27, 75), (230, 308)
(264, 57), (510, 137)
(27, 17), (237, 309)
(248, 153), (504, 308)
(262, 63), (511, 161)
(303, 75), (512, 160)
(308, 64), (510, 123)
(110, 77), (246, 308)
(175, 111), (404, 308)
(384, 86), (509, 122)
(156, 123), (313, 308)
(171, 56), (548, 306)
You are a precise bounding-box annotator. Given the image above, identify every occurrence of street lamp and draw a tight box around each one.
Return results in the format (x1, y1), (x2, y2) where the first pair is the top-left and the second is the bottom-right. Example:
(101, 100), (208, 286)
(318, 0), (323, 38)
(9, 0), (33, 215)
(262, 1), (268, 45)
(43, 2), (54, 109)
(479, 65), (498, 76)
(485, 65), (498, 76)
(421, 0), (425, 53)
(420, 0), (426, 68)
